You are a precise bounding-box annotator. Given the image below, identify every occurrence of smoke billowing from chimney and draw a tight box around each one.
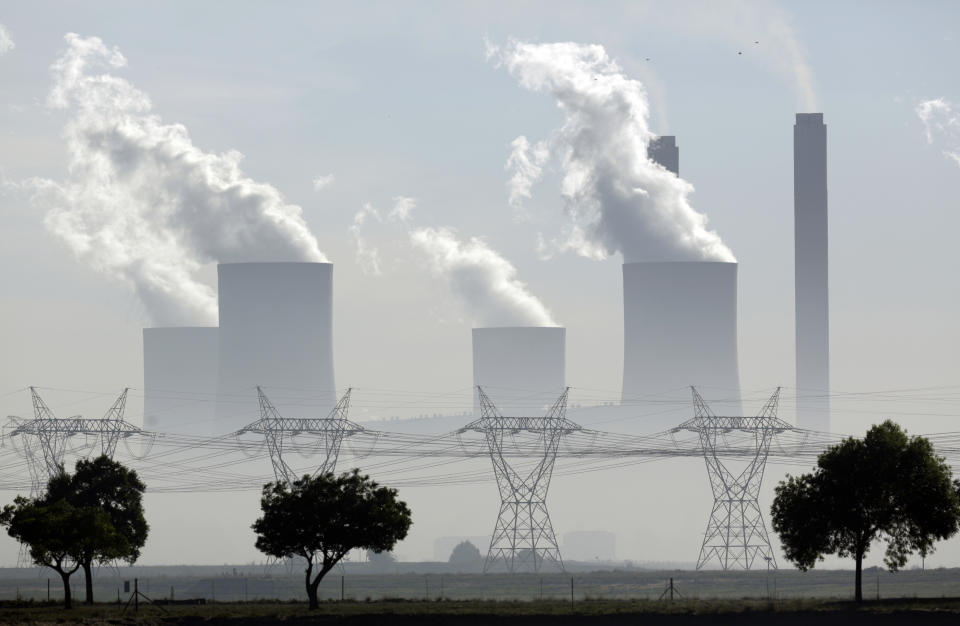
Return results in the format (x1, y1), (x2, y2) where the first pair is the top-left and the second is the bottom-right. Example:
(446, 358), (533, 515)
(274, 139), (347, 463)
(31, 34), (326, 325)
(410, 226), (557, 327)
(492, 40), (735, 264)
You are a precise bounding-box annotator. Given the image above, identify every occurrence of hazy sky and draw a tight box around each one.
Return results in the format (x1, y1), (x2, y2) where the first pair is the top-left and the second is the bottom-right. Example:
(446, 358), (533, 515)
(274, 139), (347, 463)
(1, 1), (959, 567)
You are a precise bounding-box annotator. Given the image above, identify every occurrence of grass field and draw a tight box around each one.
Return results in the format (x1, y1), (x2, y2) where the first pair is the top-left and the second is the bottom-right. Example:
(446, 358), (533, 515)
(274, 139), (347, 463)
(1, 564), (958, 604)
(2, 597), (960, 624)
(0, 566), (959, 623)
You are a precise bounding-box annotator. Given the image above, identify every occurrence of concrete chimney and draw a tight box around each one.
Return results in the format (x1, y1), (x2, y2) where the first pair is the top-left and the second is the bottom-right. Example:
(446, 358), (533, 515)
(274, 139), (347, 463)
(143, 327), (218, 435)
(794, 113), (830, 432)
(216, 262), (336, 431)
(649, 136), (679, 176)
(472, 327), (565, 416)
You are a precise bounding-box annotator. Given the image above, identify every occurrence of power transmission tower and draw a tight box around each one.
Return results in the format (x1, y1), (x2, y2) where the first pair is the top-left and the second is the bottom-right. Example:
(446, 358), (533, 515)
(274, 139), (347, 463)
(673, 387), (789, 570)
(237, 387), (361, 486)
(460, 386), (578, 573)
(7, 387), (139, 495)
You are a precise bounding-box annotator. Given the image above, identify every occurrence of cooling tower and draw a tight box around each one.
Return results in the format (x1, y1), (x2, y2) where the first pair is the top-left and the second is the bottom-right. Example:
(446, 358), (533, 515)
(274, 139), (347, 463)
(472, 327), (565, 416)
(143, 327), (218, 435)
(216, 262), (335, 432)
(621, 262), (741, 423)
(794, 113), (830, 432)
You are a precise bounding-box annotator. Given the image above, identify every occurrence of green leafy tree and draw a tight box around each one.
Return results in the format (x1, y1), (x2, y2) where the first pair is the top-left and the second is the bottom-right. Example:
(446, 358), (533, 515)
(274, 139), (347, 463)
(253, 469), (412, 609)
(771, 420), (960, 601)
(0, 497), (122, 609)
(45, 456), (149, 604)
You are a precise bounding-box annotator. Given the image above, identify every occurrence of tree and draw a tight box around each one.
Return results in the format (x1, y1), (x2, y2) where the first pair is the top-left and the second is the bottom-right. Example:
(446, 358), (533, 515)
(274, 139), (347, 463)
(0, 456), (148, 608)
(0, 497), (122, 609)
(252, 469), (412, 609)
(771, 420), (960, 601)
(448, 540), (482, 568)
(45, 456), (149, 604)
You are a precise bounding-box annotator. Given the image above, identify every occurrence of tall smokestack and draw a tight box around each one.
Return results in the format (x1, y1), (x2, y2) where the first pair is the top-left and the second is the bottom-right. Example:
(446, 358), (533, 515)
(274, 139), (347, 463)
(621, 262), (741, 423)
(216, 262), (336, 431)
(794, 113), (830, 432)
(649, 136), (679, 176)
(472, 327), (565, 416)
(143, 327), (218, 435)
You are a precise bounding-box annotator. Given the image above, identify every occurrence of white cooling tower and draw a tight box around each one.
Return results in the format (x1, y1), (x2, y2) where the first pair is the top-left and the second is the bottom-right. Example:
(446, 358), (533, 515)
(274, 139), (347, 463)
(216, 262), (335, 432)
(621, 262), (741, 423)
(143, 327), (219, 435)
(472, 327), (565, 416)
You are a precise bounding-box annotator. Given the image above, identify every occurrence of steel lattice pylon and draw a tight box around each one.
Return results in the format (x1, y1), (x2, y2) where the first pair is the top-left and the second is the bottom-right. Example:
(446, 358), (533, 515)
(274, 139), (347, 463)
(459, 386), (579, 573)
(7, 387), (139, 495)
(673, 386), (790, 570)
(237, 387), (362, 486)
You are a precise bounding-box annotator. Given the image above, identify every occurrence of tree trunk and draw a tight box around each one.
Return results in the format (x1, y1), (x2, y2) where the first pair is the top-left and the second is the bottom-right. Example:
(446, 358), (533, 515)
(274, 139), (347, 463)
(854, 550), (863, 603)
(304, 557), (318, 610)
(59, 570), (72, 610)
(82, 560), (94, 604)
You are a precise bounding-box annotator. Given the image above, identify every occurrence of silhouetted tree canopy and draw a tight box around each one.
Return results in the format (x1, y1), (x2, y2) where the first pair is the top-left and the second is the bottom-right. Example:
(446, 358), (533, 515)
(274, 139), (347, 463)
(252, 469), (412, 610)
(771, 420), (960, 602)
(0, 456), (147, 609)
(449, 540), (482, 566)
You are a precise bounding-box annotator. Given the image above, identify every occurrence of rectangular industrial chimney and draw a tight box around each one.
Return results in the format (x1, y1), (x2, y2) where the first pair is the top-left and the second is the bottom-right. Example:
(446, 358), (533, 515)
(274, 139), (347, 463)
(472, 327), (565, 416)
(649, 136), (679, 176)
(216, 262), (336, 432)
(794, 113), (830, 432)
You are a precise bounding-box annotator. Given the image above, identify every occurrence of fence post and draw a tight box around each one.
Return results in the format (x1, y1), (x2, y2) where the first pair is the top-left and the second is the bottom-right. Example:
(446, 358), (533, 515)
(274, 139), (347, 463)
(570, 577), (574, 609)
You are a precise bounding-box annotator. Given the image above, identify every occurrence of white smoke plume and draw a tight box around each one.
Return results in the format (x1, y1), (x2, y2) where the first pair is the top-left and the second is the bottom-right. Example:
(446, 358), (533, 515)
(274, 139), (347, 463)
(29, 34), (326, 326)
(917, 98), (960, 167)
(0, 24), (13, 55)
(506, 135), (549, 210)
(313, 173), (335, 191)
(348, 196), (415, 276)
(410, 227), (557, 327)
(494, 40), (735, 264)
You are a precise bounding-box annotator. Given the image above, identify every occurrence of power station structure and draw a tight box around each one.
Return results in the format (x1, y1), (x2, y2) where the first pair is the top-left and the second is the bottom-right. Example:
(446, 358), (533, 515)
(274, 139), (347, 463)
(143, 326), (218, 435)
(648, 135), (679, 176)
(794, 113), (830, 432)
(621, 261), (742, 417)
(6, 387), (141, 495)
(236, 387), (361, 486)
(216, 262), (337, 432)
(460, 386), (578, 573)
(471, 327), (566, 416)
(621, 136), (742, 423)
(673, 387), (789, 570)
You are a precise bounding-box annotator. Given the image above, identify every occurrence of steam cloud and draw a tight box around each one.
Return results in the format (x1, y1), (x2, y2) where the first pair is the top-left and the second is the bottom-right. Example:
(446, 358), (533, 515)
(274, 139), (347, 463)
(409, 227), (557, 327)
(493, 40), (735, 264)
(0, 24), (13, 54)
(917, 98), (960, 167)
(30, 34), (326, 325)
